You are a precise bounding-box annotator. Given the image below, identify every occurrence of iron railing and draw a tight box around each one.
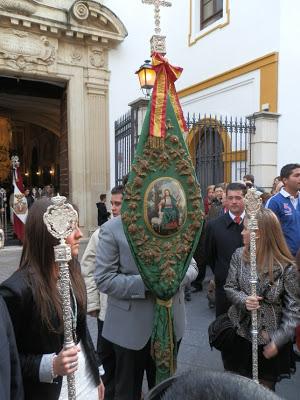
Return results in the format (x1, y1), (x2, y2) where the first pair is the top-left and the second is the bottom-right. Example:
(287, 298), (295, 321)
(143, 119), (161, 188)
(186, 114), (255, 190)
(115, 112), (255, 189)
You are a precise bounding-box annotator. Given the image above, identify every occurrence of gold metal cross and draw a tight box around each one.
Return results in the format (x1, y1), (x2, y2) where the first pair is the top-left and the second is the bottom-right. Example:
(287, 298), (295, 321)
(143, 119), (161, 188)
(142, 0), (172, 34)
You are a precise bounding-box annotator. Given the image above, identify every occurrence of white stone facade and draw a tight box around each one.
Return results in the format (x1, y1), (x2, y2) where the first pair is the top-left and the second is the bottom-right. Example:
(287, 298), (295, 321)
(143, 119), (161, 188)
(0, 0), (127, 234)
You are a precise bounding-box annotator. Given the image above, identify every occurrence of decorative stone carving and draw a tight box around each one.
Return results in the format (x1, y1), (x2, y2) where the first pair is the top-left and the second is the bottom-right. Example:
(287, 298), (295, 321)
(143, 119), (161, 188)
(0, 0), (37, 15)
(89, 47), (105, 68)
(0, 30), (56, 70)
(70, 50), (82, 64)
(72, 1), (89, 21)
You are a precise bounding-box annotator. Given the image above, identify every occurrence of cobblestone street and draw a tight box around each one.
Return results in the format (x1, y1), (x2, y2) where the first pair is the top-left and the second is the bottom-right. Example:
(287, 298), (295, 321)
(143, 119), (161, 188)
(0, 244), (299, 399)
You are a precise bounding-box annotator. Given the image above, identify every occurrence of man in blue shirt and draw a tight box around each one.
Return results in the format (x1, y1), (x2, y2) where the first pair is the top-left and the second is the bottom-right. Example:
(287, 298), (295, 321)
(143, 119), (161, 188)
(266, 163), (300, 256)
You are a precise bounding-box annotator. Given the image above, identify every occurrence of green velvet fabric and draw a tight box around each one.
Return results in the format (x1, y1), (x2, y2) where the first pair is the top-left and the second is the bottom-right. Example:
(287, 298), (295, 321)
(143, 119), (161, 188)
(121, 96), (204, 384)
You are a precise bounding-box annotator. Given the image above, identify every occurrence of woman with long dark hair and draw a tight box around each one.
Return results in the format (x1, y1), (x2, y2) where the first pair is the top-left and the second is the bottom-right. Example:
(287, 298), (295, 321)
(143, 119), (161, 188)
(0, 198), (104, 399)
(224, 208), (300, 391)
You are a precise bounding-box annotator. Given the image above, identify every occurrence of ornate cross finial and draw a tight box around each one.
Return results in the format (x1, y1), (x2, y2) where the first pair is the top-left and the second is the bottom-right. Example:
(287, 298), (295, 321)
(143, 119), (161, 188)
(11, 155), (20, 169)
(142, 0), (172, 35)
(142, 0), (172, 55)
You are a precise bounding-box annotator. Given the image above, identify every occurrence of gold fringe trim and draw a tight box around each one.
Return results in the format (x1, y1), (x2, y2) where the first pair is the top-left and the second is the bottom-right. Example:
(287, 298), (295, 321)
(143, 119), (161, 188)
(149, 136), (165, 149)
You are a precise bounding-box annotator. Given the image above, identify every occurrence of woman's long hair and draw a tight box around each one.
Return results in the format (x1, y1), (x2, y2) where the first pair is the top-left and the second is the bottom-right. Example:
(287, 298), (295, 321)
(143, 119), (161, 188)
(19, 198), (86, 332)
(243, 208), (294, 281)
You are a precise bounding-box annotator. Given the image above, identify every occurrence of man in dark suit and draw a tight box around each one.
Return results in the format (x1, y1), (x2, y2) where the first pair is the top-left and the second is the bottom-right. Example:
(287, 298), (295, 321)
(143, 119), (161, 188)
(95, 215), (198, 400)
(0, 296), (24, 400)
(205, 182), (246, 316)
(96, 193), (111, 226)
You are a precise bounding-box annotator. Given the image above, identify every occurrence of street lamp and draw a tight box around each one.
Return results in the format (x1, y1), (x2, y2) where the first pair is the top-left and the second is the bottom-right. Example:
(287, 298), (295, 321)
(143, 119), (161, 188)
(135, 60), (156, 97)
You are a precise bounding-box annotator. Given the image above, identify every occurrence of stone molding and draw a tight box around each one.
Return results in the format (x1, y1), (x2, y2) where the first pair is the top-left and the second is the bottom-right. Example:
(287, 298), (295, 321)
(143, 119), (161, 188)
(0, 28), (56, 70)
(0, 1), (127, 46)
(0, 0), (38, 16)
(86, 82), (108, 96)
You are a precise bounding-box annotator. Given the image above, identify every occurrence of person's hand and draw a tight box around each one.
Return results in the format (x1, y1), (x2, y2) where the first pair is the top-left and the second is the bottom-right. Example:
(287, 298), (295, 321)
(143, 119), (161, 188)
(98, 381), (105, 400)
(245, 296), (263, 311)
(263, 341), (278, 359)
(88, 310), (99, 318)
(53, 346), (80, 376)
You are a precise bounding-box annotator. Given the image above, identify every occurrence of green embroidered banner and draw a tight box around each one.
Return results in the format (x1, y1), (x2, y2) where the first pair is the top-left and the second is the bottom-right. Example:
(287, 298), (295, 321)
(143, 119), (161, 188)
(121, 95), (204, 384)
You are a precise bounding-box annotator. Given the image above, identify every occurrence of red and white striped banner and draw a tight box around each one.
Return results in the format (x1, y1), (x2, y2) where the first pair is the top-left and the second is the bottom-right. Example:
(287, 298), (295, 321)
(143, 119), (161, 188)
(12, 167), (27, 242)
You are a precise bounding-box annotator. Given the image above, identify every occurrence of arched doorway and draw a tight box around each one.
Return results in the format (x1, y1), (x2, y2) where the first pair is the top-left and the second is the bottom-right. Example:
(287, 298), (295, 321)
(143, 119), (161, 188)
(187, 118), (231, 190)
(0, 76), (65, 192)
(187, 115), (253, 192)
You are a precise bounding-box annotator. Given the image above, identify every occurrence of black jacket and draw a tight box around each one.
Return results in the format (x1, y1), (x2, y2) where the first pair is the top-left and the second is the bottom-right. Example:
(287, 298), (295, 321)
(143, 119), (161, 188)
(205, 212), (244, 287)
(96, 202), (110, 226)
(0, 296), (24, 400)
(0, 270), (100, 400)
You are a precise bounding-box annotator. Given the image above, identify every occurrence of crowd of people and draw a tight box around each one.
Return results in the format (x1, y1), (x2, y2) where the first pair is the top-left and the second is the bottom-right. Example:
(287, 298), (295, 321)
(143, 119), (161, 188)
(0, 164), (300, 399)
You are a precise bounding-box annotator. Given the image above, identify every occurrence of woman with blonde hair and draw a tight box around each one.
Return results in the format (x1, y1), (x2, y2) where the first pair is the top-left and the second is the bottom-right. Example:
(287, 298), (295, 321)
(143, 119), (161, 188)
(224, 208), (300, 391)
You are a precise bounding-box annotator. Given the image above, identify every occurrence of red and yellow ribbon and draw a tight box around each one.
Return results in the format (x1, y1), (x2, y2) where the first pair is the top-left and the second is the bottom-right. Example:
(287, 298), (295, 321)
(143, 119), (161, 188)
(150, 52), (188, 139)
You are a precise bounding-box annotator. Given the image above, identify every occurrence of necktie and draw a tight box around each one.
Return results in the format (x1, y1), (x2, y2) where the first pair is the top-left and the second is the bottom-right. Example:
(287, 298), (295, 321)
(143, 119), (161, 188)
(234, 215), (241, 224)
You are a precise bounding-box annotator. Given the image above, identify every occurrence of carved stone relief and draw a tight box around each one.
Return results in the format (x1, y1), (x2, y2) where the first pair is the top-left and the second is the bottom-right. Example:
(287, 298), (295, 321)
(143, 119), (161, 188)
(0, 29), (56, 70)
(72, 1), (89, 21)
(89, 47), (105, 69)
(70, 49), (83, 64)
(0, 0), (38, 15)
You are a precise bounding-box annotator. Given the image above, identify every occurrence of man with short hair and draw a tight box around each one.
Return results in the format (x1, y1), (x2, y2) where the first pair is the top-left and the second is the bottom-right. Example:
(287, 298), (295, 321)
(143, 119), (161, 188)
(243, 174), (264, 193)
(266, 163), (300, 256)
(81, 184), (124, 399)
(205, 182), (246, 316)
(95, 212), (198, 400)
(206, 183), (225, 221)
(96, 193), (110, 226)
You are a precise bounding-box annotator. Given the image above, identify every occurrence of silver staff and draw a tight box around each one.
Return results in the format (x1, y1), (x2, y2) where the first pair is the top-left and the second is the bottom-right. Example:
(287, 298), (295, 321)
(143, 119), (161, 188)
(245, 187), (262, 383)
(43, 194), (78, 400)
(0, 188), (7, 249)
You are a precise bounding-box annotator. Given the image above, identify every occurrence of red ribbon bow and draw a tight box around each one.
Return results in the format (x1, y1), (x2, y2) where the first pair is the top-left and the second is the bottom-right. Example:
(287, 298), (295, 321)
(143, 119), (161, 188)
(150, 52), (188, 139)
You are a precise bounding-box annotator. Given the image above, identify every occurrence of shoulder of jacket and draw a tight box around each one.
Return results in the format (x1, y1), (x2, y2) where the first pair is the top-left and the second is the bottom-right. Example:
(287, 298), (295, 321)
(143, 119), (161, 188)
(0, 270), (31, 299)
(231, 247), (244, 261)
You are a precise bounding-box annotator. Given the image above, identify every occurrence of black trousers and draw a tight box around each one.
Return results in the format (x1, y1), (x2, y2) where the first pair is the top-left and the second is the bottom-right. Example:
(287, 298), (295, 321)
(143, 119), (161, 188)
(215, 286), (230, 317)
(102, 339), (156, 400)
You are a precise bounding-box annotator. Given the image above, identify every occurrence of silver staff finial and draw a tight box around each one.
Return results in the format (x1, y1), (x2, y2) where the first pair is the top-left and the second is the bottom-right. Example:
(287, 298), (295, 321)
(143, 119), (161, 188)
(142, 0), (172, 55)
(245, 188), (262, 221)
(11, 155), (20, 169)
(43, 194), (78, 244)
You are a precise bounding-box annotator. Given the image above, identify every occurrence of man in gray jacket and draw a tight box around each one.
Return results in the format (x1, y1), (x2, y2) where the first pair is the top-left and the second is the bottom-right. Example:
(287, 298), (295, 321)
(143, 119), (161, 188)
(95, 215), (198, 400)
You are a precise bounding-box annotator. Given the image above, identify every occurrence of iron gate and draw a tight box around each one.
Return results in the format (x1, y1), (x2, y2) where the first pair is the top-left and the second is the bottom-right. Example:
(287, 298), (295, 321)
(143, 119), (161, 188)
(115, 112), (255, 189)
(186, 114), (255, 190)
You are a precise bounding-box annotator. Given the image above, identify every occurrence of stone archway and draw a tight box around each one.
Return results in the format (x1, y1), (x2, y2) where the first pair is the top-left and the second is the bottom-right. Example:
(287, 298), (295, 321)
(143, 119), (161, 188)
(0, 0), (127, 234)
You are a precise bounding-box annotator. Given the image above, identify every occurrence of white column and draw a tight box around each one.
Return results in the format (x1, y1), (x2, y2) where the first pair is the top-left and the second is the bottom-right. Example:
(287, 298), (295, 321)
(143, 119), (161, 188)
(85, 81), (110, 234)
(67, 71), (88, 229)
(249, 112), (280, 190)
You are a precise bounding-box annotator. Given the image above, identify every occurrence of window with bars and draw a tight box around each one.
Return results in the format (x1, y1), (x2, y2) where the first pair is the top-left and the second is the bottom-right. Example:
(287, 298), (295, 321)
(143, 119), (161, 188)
(200, 0), (223, 30)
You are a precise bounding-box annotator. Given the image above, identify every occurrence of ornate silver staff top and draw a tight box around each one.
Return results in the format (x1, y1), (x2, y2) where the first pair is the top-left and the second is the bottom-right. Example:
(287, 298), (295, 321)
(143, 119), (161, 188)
(11, 155), (20, 169)
(244, 188), (262, 384)
(43, 194), (78, 400)
(43, 194), (78, 245)
(142, 0), (172, 54)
